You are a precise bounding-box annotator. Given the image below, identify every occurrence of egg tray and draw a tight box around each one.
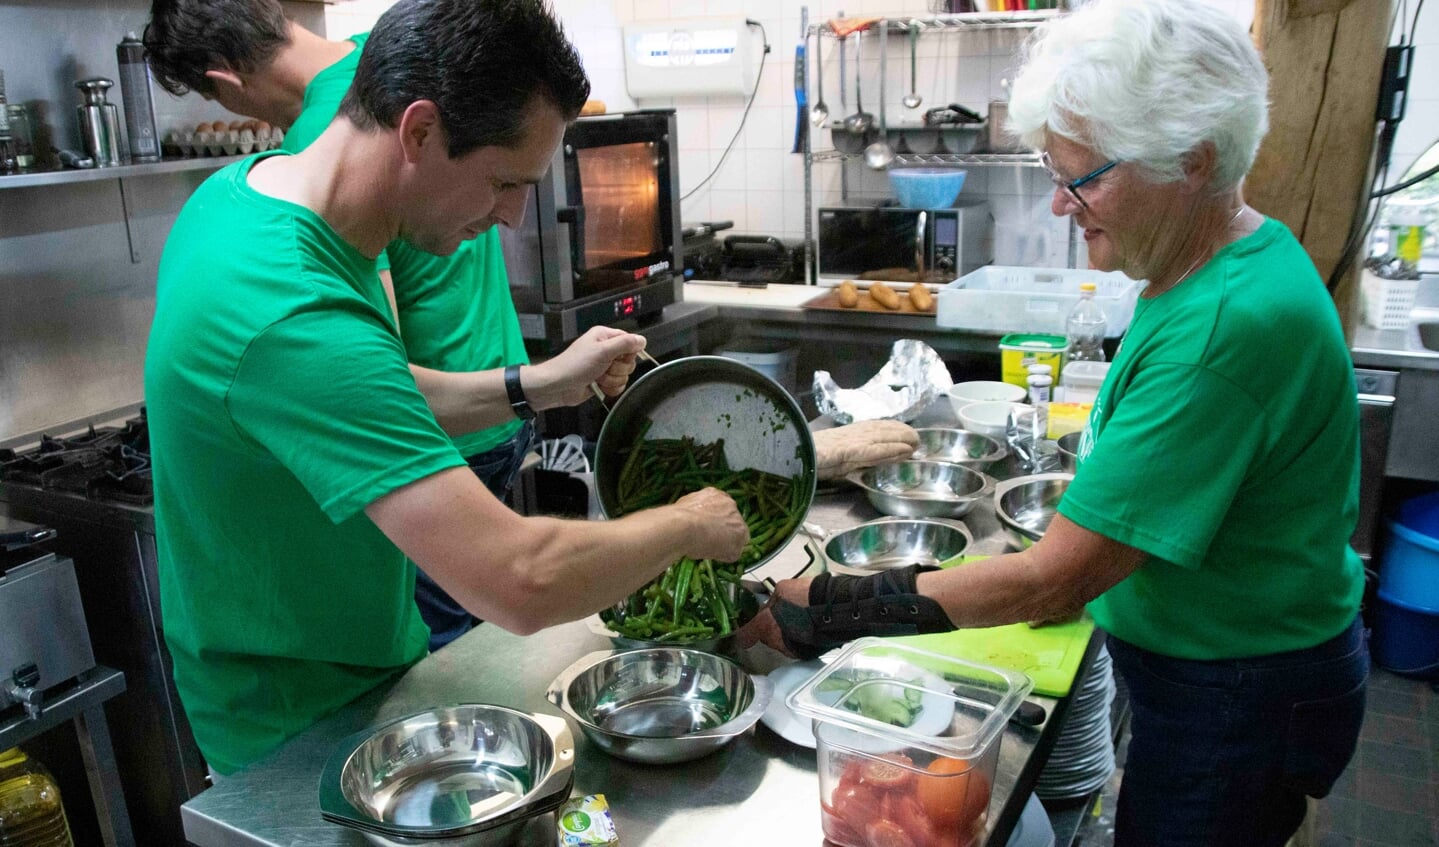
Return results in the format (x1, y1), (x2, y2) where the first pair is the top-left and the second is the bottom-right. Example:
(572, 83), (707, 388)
(165, 126), (287, 158)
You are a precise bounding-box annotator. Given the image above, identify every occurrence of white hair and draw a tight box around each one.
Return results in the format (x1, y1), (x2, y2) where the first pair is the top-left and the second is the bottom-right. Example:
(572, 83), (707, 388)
(1007, 0), (1269, 192)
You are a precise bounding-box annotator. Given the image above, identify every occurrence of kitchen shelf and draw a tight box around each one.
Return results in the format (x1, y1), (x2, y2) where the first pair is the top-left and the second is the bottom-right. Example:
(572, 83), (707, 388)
(809, 9), (1061, 36)
(0, 155), (245, 190)
(812, 150), (1042, 166)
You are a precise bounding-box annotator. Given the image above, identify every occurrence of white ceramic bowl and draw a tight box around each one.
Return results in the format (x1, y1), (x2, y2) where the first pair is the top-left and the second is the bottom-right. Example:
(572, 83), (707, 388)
(958, 400), (1029, 439)
(948, 381), (1026, 417)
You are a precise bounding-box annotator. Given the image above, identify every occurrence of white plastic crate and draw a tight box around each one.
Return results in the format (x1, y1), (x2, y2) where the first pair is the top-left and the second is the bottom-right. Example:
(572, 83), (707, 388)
(1360, 268), (1419, 331)
(936, 266), (1142, 337)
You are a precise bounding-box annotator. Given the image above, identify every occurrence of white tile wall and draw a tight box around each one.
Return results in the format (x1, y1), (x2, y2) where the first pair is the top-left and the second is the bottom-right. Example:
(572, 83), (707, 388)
(1389, 6), (1439, 176)
(325, 0), (1439, 270)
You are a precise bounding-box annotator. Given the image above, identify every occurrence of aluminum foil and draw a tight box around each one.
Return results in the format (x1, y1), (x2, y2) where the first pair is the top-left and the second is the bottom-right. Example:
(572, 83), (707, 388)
(813, 340), (954, 425)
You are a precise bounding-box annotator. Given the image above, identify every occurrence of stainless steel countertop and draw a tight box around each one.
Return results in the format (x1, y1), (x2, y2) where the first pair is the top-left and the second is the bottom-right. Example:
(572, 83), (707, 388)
(1350, 306), (1439, 371)
(181, 402), (1090, 847)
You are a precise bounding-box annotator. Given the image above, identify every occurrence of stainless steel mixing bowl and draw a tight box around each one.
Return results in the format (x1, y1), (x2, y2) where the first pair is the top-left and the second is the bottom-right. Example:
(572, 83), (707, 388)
(1055, 431), (1082, 474)
(318, 705), (575, 846)
(849, 459), (993, 518)
(993, 473), (1074, 550)
(910, 428), (1008, 472)
(546, 648), (772, 765)
(821, 517), (973, 575)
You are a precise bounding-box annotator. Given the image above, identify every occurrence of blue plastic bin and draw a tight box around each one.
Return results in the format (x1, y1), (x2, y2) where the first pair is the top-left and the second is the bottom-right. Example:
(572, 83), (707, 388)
(1379, 491), (1439, 610)
(888, 167), (967, 209)
(1371, 590), (1439, 680)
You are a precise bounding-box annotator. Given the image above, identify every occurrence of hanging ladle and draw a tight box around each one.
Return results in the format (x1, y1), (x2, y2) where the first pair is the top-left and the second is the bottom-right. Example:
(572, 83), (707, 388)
(810, 24), (829, 127)
(842, 29), (874, 137)
(863, 21), (895, 170)
(904, 23), (923, 109)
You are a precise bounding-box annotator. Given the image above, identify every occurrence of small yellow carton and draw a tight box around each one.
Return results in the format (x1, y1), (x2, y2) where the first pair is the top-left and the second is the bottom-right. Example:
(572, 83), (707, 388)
(557, 794), (619, 846)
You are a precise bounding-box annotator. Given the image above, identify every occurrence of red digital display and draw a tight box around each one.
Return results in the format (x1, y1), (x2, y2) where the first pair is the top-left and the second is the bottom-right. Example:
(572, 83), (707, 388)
(615, 295), (640, 317)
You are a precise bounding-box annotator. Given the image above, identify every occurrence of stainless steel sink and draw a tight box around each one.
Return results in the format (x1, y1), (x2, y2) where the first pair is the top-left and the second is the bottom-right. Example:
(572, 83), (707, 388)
(1418, 322), (1439, 351)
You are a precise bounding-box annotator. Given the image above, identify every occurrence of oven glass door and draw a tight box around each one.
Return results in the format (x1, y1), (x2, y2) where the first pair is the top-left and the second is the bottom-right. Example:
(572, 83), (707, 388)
(818, 208), (937, 280)
(565, 124), (674, 300)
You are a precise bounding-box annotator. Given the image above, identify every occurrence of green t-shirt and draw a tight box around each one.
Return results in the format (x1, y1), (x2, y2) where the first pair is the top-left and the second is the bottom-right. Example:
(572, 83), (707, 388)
(282, 31), (528, 457)
(145, 153), (465, 774)
(1062, 217), (1363, 660)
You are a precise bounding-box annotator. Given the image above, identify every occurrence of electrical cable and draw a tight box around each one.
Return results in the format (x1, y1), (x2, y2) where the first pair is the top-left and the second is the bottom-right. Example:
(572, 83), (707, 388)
(1327, 124), (1389, 292)
(1411, 0), (1427, 43)
(680, 20), (769, 202)
(1372, 161), (1439, 198)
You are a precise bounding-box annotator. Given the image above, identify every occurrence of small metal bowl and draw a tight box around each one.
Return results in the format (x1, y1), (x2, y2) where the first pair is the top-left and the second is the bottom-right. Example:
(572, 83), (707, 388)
(822, 517), (973, 575)
(994, 473), (1074, 550)
(318, 705), (575, 846)
(849, 459), (993, 518)
(547, 648), (771, 765)
(1055, 431), (1081, 473)
(910, 428), (1008, 473)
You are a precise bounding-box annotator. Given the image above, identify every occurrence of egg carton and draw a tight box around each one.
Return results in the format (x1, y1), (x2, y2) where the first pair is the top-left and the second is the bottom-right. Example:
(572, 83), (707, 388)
(165, 126), (286, 158)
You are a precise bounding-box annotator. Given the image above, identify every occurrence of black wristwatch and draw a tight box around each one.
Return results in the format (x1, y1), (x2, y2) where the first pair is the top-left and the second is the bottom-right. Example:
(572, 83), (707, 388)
(504, 365), (535, 421)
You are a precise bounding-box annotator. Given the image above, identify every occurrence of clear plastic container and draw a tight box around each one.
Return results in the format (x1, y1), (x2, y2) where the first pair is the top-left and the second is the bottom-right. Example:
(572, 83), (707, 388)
(1065, 283), (1107, 363)
(0, 748), (75, 847)
(788, 639), (1033, 847)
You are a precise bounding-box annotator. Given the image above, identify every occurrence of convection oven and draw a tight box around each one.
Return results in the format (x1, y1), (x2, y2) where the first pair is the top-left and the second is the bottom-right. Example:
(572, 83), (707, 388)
(502, 110), (683, 351)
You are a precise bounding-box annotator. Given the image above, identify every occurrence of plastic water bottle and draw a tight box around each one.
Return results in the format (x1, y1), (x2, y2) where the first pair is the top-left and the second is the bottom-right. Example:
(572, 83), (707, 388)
(1066, 283), (1107, 363)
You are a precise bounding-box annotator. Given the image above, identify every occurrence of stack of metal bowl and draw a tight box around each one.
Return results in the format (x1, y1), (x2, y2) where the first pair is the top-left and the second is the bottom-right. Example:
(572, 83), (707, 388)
(848, 459), (993, 519)
(910, 428), (1008, 473)
(994, 473), (1074, 550)
(820, 517), (973, 575)
(546, 648), (771, 765)
(318, 704), (576, 846)
(1054, 431), (1082, 473)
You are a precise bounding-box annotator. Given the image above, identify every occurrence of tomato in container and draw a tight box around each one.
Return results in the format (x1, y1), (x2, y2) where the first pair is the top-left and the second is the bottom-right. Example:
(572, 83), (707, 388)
(787, 639), (1032, 847)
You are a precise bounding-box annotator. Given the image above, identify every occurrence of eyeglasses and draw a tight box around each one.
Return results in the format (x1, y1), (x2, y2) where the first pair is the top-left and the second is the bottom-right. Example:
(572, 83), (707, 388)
(1041, 151), (1119, 209)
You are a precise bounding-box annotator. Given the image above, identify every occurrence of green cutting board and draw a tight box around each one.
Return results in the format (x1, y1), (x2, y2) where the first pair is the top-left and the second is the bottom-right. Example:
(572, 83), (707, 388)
(891, 556), (1095, 697)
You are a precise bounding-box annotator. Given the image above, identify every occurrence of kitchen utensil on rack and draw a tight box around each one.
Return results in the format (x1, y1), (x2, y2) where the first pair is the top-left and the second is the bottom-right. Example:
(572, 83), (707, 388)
(810, 23), (829, 128)
(863, 21), (895, 170)
(74, 77), (121, 167)
(792, 12), (808, 154)
(842, 30), (874, 138)
(904, 24), (923, 109)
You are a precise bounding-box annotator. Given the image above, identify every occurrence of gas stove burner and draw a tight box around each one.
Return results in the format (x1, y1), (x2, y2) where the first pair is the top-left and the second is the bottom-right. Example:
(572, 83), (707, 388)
(0, 413), (153, 507)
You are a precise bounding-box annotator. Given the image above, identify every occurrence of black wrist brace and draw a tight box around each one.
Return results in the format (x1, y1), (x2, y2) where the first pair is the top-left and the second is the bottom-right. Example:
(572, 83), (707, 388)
(769, 565), (956, 660)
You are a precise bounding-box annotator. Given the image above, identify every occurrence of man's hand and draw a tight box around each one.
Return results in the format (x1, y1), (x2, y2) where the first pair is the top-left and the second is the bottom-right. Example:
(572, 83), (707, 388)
(812, 420), (920, 481)
(671, 487), (750, 562)
(736, 577), (812, 656)
(525, 326), (647, 409)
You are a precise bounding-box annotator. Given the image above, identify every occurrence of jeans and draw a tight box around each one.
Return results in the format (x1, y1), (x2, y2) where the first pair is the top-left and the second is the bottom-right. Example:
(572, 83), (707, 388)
(414, 421), (537, 652)
(1108, 617), (1367, 847)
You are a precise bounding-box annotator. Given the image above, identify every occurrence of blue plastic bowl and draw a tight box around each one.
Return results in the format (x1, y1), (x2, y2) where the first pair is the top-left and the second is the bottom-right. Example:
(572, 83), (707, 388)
(888, 168), (968, 209)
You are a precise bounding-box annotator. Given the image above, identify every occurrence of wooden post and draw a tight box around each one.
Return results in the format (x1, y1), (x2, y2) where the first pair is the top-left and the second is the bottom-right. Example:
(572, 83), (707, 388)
(1246, 0), (1395, 332)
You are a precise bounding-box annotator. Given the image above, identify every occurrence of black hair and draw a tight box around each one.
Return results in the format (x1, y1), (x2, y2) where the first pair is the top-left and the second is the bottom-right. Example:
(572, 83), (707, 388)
(338, 0), (590, 157)
(143, 0), (291, 96)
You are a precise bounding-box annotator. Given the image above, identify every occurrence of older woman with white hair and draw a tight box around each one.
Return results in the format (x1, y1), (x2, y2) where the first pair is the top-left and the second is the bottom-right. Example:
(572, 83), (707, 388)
(741, 0), (1367, 843)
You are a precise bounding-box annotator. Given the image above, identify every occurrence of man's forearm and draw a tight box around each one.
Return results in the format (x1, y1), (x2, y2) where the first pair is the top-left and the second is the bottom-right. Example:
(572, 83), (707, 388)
(409, 364), (519, 436)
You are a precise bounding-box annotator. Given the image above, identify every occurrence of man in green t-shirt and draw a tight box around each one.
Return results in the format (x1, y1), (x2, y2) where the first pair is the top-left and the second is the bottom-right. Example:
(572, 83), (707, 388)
(146, 0), (549, 649)
(144, 0), (749, 776)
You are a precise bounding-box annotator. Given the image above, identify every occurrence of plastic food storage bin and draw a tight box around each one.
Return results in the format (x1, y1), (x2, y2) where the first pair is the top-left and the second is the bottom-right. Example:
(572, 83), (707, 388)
(936, 267), (1142, 337)
(788, 639), (1033, 847)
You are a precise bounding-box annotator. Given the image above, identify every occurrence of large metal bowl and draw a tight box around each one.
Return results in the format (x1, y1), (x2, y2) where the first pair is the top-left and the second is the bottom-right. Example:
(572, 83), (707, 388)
(910, 428), (1008, 472)
(994, 473), (1073, 550)
(1055, 431), (1082, 473)
(546, 648), (772, 765)
(848, 460), (993, 518)
(318, 705), (575, 846)
(822, 517), (973, 575)
(594, 356), (817, 573)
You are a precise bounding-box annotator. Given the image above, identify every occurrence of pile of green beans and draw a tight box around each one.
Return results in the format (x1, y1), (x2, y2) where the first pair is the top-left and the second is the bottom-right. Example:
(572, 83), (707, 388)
(601, 421), (805, 642)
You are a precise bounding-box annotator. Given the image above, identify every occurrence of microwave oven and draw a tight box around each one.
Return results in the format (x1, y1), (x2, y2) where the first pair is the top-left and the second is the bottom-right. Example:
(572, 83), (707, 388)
(816, 201), (993, 283)
(502, 110), (683, 351)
